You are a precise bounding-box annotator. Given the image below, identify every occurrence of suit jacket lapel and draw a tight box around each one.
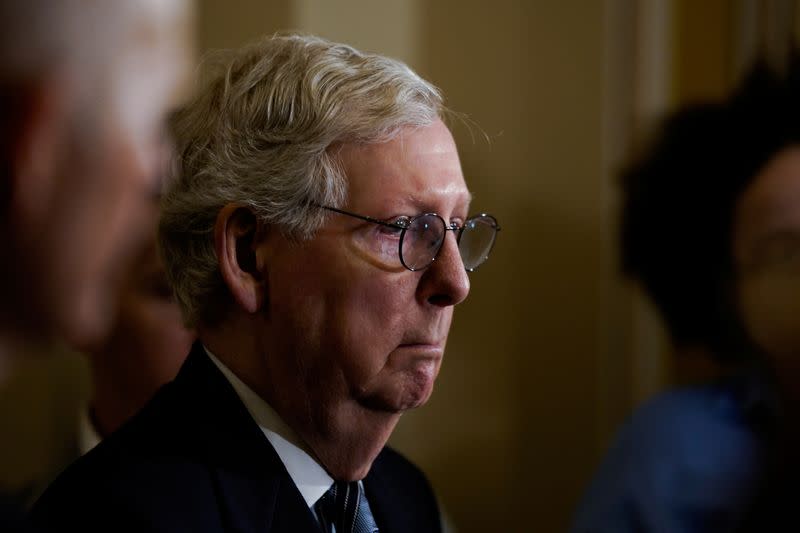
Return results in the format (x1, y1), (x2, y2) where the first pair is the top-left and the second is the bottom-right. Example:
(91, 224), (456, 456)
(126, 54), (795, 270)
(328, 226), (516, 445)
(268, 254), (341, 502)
(364, 448), (443, 533)
(364, 452), (409, 533)
(209, 465), (320, 533)
(173, 342), (321, 533)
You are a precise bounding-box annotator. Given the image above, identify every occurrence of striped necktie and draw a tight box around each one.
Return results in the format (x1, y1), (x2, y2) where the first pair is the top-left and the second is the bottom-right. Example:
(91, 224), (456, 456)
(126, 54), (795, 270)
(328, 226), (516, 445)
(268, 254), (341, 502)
(314, 481), (379, 533)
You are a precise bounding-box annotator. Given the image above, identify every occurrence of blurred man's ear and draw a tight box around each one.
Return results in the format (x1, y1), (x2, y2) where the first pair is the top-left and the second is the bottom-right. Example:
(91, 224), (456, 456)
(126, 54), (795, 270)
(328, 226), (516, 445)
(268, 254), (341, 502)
(215, 204), (266, 314)
(4, 79), (67, 213)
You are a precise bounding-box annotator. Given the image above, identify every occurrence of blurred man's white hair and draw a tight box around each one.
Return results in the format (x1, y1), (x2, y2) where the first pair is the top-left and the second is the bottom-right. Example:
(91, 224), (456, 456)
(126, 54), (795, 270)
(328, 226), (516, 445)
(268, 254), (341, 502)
(0, 0), (188, 82)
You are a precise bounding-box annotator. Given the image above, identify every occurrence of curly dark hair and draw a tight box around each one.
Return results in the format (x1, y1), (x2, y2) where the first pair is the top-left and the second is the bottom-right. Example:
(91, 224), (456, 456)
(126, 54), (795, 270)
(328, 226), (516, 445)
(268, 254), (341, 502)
(620, 59), (800, 362)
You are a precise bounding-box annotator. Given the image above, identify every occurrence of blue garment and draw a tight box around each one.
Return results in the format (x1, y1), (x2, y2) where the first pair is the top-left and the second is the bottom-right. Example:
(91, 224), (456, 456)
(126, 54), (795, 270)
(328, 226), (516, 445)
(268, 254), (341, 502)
(572, 380), (768, 533)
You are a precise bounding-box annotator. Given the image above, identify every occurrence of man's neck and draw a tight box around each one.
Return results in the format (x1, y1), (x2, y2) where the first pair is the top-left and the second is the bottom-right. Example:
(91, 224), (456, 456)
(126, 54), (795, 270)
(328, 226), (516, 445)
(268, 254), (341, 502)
(296, 406), (401, 481)
(88, 358), (156, 437)
(199, 329), (401, 481)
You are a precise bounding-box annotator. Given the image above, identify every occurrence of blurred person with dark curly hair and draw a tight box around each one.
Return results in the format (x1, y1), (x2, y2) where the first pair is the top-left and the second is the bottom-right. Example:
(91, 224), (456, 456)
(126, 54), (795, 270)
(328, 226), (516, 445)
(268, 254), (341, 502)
(572, 59), (800, 533)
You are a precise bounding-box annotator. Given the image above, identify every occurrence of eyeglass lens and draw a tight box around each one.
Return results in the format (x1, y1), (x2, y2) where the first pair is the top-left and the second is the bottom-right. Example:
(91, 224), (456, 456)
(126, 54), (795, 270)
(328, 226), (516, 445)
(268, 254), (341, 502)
(400, 214), (497, 271)
(458, 215), (498, 271)
(400, 215), (445, 271)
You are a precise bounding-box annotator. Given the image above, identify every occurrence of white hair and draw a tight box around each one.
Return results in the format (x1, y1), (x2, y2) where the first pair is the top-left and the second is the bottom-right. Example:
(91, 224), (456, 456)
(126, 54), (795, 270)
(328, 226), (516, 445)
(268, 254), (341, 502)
(0, 0), (189, 147)
(0, 0), (133, 81)
(160, 33), (444, 328)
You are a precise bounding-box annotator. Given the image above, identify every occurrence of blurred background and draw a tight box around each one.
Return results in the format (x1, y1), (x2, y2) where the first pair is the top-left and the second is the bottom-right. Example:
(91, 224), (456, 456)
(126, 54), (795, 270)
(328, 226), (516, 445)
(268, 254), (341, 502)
(2, 0), (800, 531)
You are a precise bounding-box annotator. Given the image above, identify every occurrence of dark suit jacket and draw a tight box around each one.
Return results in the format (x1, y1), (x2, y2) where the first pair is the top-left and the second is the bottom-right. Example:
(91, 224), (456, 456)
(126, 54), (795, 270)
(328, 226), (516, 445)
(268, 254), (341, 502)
(1, 498), (35, 532)
(31, 343), (442, 533)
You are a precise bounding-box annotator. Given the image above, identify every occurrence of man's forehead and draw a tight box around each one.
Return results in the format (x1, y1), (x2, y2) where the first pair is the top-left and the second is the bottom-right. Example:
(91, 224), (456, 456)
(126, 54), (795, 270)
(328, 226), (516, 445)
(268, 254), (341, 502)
(112, 0), (193, 117)
(136, 0), (190, 26)
(128, 0), (192, 62)
(356, 186), (472, 217)
(401, 188), (473, 210)
(347, 165), (471, 209)
(341, 119), (469, 212)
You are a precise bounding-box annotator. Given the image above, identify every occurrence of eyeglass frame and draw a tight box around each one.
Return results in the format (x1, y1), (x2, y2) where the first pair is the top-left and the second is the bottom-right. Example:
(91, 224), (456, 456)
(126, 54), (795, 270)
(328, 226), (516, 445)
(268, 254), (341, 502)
(314, 204), (500, 272)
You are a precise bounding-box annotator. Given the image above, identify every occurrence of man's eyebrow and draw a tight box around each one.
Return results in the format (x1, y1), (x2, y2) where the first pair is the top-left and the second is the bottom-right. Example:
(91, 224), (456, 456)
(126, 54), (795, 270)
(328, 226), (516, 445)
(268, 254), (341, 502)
(399, 190), (473, 212)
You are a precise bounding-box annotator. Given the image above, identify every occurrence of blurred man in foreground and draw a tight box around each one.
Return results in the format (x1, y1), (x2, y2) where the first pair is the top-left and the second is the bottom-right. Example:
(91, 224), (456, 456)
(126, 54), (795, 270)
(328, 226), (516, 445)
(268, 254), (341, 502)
(32, 33), (500, 532)
(0, 0), (192, 370)
(0, 1), (191, 529)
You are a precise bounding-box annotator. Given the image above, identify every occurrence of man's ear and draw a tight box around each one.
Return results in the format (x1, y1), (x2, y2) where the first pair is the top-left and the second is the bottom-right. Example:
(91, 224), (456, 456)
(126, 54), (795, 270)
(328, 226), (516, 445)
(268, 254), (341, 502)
(5, 79), (67, 213)
(215, 204), (267, 314)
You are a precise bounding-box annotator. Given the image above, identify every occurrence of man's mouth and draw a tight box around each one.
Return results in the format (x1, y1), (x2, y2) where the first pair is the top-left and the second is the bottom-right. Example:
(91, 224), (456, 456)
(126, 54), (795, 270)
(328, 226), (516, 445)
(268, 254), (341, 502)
(395, 342), (444, 358)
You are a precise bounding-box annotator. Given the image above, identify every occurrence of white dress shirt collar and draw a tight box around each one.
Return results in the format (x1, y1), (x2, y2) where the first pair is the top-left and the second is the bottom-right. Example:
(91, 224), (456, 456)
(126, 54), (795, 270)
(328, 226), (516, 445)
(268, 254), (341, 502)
(78, 406), (102, 456)
(204, 345), (333, 508)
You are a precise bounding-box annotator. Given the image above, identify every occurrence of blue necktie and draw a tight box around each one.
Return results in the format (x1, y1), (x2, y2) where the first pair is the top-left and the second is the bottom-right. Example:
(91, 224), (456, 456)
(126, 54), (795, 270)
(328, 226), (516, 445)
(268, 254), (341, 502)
(314, 481), (379, 533)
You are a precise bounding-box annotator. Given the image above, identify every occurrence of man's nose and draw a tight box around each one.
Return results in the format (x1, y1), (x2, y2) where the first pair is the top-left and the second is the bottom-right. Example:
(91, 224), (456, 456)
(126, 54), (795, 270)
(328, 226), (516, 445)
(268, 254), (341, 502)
(417, 232), (470, 307)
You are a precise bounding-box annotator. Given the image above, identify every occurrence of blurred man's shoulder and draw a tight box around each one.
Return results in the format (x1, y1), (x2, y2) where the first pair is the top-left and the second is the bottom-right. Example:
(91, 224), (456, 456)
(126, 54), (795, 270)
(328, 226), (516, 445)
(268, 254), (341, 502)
(571, 381), (767, 532)
(30, 379), (202, 530)
(625, 380), (766, 453)
(1, 496), (35, 533)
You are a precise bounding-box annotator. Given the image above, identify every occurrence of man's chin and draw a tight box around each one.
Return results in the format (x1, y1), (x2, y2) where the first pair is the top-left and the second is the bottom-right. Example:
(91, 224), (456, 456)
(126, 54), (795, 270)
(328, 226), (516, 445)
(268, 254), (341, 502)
(62, 292), (116, 352)
(358, 378), (436, 413)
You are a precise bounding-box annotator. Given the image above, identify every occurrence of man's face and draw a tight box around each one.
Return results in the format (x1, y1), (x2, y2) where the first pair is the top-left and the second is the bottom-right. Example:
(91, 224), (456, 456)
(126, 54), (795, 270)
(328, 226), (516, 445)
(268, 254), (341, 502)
(734, 145), (800, 386)
(258, 119), (471, 440)
(95, 213), (195, 401)
(8, 0), (191, 349)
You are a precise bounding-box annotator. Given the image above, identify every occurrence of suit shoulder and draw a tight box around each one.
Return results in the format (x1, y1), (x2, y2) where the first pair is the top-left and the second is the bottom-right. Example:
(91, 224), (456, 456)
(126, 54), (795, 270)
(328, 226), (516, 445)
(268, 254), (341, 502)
(30, 383), (217, 532)
(0, 499), (34, 533)
(31, 445), (220, 533)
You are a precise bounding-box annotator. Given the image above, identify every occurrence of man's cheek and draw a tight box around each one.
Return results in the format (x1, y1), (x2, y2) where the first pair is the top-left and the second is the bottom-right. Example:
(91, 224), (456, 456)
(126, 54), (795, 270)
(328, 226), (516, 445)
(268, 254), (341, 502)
(740, 275), (800, 357)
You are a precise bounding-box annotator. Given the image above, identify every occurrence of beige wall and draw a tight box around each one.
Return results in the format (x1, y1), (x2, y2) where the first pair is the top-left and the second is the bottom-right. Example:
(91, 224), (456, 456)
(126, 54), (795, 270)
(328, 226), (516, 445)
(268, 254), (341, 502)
(409, 3), (607, 530)
(673, 0), (733, 105)
(197, 0), (290, 49)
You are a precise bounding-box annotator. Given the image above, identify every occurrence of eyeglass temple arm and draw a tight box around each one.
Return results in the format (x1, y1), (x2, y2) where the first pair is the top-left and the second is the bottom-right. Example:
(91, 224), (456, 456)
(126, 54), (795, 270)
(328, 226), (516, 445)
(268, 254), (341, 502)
(314, 204), (407, 229)
(316, 204), (500, 233)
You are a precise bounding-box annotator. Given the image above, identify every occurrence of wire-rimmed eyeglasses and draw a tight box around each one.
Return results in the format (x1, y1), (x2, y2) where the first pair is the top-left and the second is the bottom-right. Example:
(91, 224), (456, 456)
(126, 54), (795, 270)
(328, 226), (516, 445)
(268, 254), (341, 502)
(316, 205), (500, 272)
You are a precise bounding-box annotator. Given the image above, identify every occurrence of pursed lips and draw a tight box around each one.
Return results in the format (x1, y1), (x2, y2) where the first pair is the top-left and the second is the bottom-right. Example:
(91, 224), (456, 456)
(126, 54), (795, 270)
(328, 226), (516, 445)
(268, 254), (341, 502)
(395, 338), (445, 357)
(396, 321), (450, 357)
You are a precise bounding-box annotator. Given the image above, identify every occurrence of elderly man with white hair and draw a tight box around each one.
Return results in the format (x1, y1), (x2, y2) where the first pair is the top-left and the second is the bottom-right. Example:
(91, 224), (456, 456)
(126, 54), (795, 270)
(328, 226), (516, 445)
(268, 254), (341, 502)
(1, 0), (190, 530)
(31, 33), (500, 533)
